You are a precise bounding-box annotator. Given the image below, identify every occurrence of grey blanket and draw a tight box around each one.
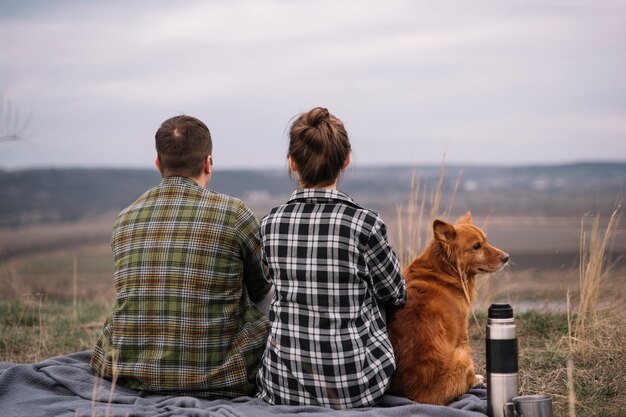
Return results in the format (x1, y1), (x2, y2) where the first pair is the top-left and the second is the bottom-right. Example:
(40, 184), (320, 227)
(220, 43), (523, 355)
(0, 351), (487, 417)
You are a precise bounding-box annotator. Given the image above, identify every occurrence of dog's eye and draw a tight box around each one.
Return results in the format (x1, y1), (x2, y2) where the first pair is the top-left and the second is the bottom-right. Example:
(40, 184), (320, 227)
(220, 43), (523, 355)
(473, 242), (482, 250)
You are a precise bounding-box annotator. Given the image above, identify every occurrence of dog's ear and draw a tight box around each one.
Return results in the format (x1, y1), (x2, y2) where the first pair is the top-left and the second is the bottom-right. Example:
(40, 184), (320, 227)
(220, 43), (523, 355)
(433, 220), (456, 242)
(456, 211), (472, 224)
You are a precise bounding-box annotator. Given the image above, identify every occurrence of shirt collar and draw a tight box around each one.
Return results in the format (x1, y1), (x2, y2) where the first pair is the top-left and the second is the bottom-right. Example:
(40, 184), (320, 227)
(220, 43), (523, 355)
(161, 175), (204, 189)
(287, 188), (361, 208)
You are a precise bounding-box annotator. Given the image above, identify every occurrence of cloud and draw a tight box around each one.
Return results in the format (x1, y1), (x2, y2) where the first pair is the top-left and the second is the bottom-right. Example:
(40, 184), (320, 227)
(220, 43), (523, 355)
(0, 0), (625, 168)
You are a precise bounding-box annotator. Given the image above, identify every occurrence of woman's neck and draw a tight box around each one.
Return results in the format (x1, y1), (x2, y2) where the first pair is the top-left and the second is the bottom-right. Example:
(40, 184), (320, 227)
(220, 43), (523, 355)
(301, 182), (337, 191)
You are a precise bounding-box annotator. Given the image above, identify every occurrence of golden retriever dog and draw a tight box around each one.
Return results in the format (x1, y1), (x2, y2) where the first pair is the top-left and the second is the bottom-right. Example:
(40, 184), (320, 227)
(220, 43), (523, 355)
(387, 212), (509, 405)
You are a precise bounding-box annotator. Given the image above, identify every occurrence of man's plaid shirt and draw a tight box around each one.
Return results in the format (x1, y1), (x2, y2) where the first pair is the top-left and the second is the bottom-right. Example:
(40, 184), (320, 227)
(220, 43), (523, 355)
(257, 189), (406, 409)
(91, 176), (272, 398)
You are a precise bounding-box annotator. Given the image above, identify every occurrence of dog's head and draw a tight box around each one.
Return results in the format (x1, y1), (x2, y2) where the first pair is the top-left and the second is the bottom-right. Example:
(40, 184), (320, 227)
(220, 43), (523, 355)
(433, 211), (509, 277)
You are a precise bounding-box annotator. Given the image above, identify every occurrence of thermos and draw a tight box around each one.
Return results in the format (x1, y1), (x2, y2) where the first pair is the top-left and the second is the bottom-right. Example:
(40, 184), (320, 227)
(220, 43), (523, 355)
(487, 303), (519, 417)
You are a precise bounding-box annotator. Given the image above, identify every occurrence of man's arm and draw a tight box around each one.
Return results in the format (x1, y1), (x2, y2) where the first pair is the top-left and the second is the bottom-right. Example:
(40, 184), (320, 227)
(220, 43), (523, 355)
(235, 201), (272, 303)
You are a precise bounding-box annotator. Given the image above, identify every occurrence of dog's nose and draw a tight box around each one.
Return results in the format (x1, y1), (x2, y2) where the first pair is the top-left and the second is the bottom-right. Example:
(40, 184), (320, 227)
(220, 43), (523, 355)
(501, 252), (510, 264)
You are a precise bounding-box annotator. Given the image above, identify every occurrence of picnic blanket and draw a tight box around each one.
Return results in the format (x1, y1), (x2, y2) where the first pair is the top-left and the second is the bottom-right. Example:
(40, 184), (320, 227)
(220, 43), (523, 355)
(0, 351), (487, 417)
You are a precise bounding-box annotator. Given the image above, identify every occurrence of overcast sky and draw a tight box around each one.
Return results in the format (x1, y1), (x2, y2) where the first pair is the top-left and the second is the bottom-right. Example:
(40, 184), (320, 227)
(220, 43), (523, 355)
(1, 0), (625, 170)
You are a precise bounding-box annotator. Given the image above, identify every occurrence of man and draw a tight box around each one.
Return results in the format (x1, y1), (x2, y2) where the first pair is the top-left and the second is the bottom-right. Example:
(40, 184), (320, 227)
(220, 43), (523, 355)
(91, 115), (272, 398)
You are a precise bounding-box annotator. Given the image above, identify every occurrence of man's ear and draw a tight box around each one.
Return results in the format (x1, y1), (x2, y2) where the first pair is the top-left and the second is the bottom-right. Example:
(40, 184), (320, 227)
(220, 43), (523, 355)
(433, 220), (456, 242)
(204, 155), (212, 175)
(456, 211), (472, 224)
(155, 156), (162, 173)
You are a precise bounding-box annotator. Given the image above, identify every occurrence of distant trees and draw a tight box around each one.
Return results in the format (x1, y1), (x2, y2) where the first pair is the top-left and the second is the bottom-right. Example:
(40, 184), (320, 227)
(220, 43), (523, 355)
(0, 95), (30, 143)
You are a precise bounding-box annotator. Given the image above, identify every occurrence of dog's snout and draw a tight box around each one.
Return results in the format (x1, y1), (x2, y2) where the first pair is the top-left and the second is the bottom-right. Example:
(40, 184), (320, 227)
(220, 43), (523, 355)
(500, 252), (510, 264)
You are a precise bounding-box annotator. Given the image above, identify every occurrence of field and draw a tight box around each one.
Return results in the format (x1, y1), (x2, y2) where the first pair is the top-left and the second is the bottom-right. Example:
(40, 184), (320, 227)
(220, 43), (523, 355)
(1, 210), (625, 416)
(2, 210), (624, 310)
(1, 164), (625, 416)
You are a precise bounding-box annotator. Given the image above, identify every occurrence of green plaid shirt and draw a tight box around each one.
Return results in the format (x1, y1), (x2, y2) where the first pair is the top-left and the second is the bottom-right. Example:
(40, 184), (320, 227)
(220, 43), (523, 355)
(91, 176), (271, 398)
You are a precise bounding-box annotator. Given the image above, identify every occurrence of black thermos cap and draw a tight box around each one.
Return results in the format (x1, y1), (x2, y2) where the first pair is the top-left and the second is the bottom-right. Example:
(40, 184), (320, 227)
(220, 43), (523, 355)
(488, 303), (514, 319)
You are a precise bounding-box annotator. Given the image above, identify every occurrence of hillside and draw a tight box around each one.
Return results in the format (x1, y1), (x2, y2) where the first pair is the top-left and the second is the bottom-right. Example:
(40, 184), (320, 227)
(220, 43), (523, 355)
(1, 163), (624, 228)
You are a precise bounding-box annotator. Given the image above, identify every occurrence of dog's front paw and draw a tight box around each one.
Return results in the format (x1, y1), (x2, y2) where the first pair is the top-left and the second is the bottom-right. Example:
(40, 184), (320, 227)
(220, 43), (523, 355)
(474, 374), (486, 388)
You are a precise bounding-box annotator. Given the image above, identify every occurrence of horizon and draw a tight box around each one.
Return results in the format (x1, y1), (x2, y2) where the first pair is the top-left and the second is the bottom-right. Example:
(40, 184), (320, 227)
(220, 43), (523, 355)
(2, 158), (626, 173)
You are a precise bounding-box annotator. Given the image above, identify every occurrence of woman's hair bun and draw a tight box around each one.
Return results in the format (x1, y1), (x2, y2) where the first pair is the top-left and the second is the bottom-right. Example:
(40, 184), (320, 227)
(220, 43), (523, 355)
(306, 107), (330, 128)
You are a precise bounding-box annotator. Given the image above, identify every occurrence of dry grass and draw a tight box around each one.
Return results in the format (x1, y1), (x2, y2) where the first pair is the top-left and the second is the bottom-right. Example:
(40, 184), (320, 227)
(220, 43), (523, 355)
(0, 246), (112, 363)
(468, 306), (626, 417)
(394, 159), (463, 268)
(482, 209), (626, 417)
(395, 173), (427, 267)
(392, 164), (625, 416)
(0, 297), (107, 363)
(575, 207), (622, 343)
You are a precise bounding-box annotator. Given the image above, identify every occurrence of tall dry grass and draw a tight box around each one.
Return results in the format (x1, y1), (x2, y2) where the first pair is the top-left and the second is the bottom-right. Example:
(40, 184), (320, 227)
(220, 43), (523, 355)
(562, 205), (624, 416)
(395, 174), (427, 268)
(393, 162), (501, 311)
(394, 164), (494, 334)
(394, 164), (626, 415)
(511, 205), (625, 417)
(574, 206), (622, 344)
(395, 160), (464, 268)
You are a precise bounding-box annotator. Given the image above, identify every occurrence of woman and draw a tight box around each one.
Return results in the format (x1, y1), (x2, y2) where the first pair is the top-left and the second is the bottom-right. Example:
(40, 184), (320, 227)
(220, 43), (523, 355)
(257, 107), (406, 409)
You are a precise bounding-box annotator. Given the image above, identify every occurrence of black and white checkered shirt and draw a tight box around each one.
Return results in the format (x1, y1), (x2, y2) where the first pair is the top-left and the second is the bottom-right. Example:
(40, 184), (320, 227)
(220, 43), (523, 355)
(257, 189), (406, 409)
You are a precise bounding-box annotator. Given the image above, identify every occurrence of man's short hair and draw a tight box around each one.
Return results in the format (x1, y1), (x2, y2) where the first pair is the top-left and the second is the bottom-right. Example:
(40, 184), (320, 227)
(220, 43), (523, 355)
(155, 115), (212, 178)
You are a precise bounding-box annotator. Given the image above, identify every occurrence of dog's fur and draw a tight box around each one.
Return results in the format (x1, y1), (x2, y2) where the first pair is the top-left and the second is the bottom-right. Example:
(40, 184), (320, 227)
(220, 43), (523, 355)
(387, 212), (509, 405)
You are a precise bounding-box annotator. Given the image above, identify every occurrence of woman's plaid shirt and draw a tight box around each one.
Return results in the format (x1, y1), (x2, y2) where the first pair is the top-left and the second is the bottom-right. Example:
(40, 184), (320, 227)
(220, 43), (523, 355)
(91, 176), (272, 398)
(257, 189), (406, 409)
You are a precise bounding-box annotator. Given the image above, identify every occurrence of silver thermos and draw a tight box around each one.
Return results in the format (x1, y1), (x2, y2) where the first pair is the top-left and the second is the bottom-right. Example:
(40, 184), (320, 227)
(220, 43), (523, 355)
(487, 303), (519, 417)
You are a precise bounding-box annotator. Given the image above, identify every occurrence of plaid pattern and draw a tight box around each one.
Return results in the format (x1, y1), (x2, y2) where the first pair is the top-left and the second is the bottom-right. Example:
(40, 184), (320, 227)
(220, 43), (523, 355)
(257, 189), (406, 409)
(91, 176), (272, 398)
